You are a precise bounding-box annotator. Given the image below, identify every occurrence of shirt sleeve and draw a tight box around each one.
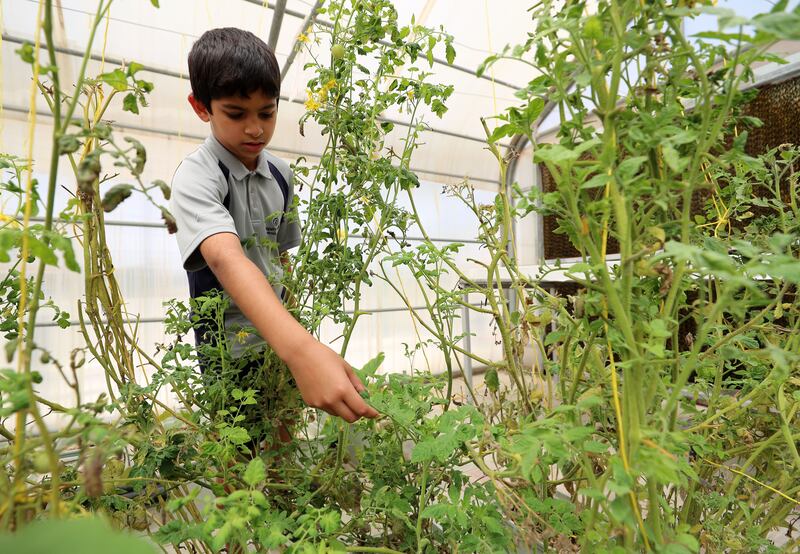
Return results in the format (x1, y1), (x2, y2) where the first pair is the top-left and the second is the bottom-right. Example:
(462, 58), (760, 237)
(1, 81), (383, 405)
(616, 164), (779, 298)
(170, 157), (239, 271)
(277, 170), (302, 252)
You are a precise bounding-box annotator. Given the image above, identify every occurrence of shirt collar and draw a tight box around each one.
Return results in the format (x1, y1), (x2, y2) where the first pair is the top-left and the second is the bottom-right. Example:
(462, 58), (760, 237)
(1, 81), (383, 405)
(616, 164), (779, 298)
(205, 135), (273, 181)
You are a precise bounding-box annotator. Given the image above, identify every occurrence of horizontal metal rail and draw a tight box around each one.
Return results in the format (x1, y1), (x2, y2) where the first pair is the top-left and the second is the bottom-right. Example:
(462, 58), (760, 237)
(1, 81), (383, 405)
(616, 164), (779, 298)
(240, 0), (523, 91)
(2, 103), (500, 187)
(13, 214), (484, 245)
(2, 33), (508, 147)
(35, 304), (434, 328)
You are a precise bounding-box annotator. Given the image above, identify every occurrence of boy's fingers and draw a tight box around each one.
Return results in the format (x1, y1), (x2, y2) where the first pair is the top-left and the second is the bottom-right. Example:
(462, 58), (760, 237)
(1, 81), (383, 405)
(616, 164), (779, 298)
(344, 387), (379, 419)
(344, 362), (366, 392)
(334, 401), (358, 424)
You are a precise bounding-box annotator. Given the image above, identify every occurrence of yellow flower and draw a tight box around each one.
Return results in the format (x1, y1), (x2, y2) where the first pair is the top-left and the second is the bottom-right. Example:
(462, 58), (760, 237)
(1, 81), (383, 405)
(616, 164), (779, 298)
(304, 89), (321, 111)
(406, 89), (415, 100)
(322, 79), (337, 92)
(297, 25), (314, 44)
(235, 329), (249, 344)
(0, 214), (19, 227)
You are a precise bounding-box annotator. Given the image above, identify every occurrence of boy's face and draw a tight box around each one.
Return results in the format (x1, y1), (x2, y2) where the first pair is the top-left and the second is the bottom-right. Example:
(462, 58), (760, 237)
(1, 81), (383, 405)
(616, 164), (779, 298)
(188, 90), (278, 170)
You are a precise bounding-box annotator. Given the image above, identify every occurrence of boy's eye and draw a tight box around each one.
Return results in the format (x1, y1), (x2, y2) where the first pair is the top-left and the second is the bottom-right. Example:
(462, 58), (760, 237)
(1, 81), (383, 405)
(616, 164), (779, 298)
(226, 112), (243, 120)
(259, 112), (274, 120)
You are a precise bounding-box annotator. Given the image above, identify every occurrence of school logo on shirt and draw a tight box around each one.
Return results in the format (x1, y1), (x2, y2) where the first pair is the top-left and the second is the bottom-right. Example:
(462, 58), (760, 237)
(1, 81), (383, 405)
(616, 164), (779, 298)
(265, 215), (280, 235)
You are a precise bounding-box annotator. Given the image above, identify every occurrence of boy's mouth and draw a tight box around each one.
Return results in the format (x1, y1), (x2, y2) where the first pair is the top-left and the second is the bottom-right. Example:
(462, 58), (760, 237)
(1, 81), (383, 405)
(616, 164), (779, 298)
(242, 141), (265, 153)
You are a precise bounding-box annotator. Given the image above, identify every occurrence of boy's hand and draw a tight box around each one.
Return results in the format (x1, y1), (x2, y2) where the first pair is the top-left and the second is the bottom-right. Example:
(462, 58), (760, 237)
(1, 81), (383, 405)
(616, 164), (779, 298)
(199, 233), (377, 423)
(285, 337), (379, 423)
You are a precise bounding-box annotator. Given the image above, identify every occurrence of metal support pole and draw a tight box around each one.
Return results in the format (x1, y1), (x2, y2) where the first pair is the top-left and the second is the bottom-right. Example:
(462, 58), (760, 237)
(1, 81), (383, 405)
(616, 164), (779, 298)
(242, 0), (524, 90)
(281, 0), (324, 80)
(2, 34), (504, 148)
(461, 291), (473, 399)
(267, 0), (288, 52)
(2, 103), (500, 187)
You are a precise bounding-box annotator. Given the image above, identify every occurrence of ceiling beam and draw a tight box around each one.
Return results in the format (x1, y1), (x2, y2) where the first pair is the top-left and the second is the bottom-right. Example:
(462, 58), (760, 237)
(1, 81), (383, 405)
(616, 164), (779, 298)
(266, 0), (288, 51)
(280, 0), (325, 80)
(240, 0), (525, 90)
(3, 33), (506, 147)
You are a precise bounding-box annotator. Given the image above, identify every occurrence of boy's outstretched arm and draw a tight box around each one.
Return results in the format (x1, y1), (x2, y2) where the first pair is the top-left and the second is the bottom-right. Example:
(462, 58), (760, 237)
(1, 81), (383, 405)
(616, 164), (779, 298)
(200, 231), (379, 423)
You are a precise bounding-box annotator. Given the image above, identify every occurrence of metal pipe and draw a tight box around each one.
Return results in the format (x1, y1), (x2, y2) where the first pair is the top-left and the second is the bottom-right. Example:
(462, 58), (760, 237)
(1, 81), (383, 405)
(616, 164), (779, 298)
(35, 305), (437, 328)
(1, 33), (505, 148)
(267, 0), (288, 51)
(241, 0), (307, 19)
(2, 103), (500, 186)
(14, 214), (484, 245)
(281, 0), (324, 79)
(461, 292), (473, 398)
(241, 0), (524, 90)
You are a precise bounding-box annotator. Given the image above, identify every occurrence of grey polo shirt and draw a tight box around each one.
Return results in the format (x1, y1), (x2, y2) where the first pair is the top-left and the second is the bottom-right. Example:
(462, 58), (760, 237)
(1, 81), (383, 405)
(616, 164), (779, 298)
(170, 135), (302, 354)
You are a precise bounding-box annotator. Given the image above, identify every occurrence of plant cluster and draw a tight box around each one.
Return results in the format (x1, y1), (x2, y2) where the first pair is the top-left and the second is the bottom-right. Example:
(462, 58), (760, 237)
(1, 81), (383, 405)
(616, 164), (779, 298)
(1, 0), (799, 552)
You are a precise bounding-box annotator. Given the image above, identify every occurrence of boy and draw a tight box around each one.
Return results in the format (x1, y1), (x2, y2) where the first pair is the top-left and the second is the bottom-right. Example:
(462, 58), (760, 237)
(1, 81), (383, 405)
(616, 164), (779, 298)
(170, 27), (378, 426)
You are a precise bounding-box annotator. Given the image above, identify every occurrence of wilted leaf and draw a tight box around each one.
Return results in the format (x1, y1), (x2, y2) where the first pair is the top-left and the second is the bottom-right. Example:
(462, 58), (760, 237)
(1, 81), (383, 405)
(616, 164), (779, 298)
(101, 184), (134, 212)
(123, 93), (139, 114)
(153, 179), (170, 200)
(77, 153), (102, 195)
(125, 137), (147, 176)
(57, 134), (82, 155)
(160, 207), (177, 234)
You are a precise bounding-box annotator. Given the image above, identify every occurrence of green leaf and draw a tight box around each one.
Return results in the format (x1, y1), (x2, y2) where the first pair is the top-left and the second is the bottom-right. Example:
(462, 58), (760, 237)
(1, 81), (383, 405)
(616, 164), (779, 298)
(662, 144), (688, 173)
(243, 457), (266, 486)
(647, 318), (672, 339)
(319, 510), (340, 533)
(356, 352), (385, 381)
(421, 503), (456, 519)
(583, 440), (609, 454)
(616, 156), (647, 181)
(445, 42), (456, 65)
(27, 235), (58, 266)
(771, 0), (789, 13)
(99, 68), (129, 92)
(489, 123), (517, 144)
(753, 12), (800, 40)
(0, 517), (156, 554)
(127, 61), (145, 76)
(15, 43), (35, 64)
(220, 425), (250, 445)
(580, 173), (609, 190)
(534, 144), (579, 165)
(150, 0), (160, 6)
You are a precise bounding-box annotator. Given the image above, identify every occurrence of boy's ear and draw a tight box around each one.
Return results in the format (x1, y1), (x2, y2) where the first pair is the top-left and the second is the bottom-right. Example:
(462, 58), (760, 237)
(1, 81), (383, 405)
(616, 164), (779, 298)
(188, 93), (211, 122)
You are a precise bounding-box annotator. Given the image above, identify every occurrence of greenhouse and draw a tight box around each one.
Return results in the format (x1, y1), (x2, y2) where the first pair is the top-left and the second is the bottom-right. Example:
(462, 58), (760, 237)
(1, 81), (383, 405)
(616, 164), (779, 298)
(1, 0), (799, 551)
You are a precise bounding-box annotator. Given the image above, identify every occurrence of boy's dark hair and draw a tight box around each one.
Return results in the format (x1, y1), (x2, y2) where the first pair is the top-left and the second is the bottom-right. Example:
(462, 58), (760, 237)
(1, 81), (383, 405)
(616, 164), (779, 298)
(188, 27), (280, 111)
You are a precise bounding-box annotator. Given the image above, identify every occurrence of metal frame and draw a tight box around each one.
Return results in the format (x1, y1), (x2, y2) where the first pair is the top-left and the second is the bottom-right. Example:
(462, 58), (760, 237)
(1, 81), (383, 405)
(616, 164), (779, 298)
(1, 33), (508, 148)
(266, 0), (289, 51)
(240, 0), (524, 91)
(2, 103), (500, 187)
(281, 0), (325, 79)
